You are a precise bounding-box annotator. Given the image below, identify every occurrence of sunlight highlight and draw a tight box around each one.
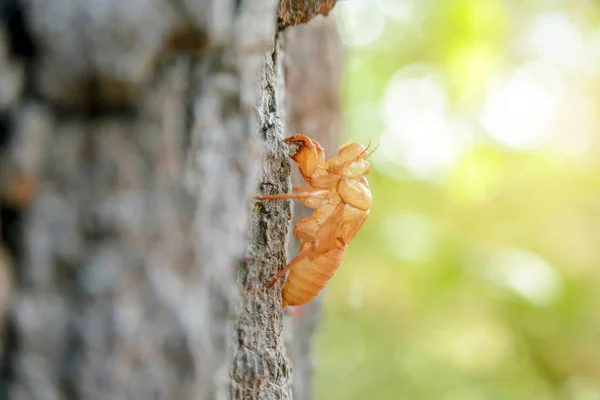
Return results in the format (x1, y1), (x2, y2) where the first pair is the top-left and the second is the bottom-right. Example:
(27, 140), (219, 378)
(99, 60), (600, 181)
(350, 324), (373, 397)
(488, 249), (562, 306)
(379, 65), (471, 179)
(375, 0), (419, 23)
(526, 12), (589, 73)
(335, 0), (385, 48)
(479, 62), (562, 150)
(546, 87), (598, 157)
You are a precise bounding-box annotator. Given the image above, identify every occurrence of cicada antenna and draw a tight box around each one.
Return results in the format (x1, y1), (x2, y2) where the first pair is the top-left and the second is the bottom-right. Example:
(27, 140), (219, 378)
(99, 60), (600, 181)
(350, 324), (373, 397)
(366, 141), (379, 158)
(358, 139), (379, 159)
(358, 140), (371, 158)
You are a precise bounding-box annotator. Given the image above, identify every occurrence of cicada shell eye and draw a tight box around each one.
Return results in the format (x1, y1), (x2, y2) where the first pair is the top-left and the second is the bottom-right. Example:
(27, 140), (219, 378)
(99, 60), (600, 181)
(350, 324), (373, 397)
(340, 143), (368, 160)
(327, 142), (367, 170)
(341, 159), (370, 178)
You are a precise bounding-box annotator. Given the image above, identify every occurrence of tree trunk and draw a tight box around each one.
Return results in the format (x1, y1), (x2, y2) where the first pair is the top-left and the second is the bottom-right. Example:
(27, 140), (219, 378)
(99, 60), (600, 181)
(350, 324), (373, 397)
(0, 0), (340, 399)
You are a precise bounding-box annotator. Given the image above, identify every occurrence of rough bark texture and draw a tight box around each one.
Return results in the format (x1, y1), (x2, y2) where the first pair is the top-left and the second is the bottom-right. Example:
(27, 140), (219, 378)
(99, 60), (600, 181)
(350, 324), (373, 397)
(281, 17), (343, 400)
(0, 0), (340, 399)
(229, 40), (293, 399)
(277, 0), (337, 30)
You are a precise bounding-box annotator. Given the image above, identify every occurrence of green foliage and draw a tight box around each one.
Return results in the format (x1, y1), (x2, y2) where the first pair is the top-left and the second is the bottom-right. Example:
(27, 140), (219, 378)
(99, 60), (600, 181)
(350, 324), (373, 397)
(315, 1), (600, 398)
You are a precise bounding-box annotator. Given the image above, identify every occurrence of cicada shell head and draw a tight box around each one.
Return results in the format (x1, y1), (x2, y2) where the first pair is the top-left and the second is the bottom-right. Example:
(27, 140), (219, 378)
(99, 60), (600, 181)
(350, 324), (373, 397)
(284, 135), (326, 181)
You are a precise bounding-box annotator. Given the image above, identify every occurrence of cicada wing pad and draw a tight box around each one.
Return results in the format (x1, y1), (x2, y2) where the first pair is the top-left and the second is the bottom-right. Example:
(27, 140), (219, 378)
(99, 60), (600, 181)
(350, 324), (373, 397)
(312, 202), (369, 254)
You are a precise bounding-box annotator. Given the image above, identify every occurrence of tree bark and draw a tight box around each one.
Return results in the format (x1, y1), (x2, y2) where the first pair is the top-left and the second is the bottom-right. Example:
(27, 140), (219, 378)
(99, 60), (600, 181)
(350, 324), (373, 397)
(0, 1), (340, 399)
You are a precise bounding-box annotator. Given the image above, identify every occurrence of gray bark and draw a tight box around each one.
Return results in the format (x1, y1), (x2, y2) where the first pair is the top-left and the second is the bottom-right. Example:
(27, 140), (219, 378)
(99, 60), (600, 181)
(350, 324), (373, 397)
(0, 0), (340, 399)
(229, 39), (292, 399)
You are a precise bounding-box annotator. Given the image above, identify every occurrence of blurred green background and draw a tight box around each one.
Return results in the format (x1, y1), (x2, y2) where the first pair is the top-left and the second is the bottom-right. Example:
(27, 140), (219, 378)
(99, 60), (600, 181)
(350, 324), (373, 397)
(315, 0), (600, 399)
